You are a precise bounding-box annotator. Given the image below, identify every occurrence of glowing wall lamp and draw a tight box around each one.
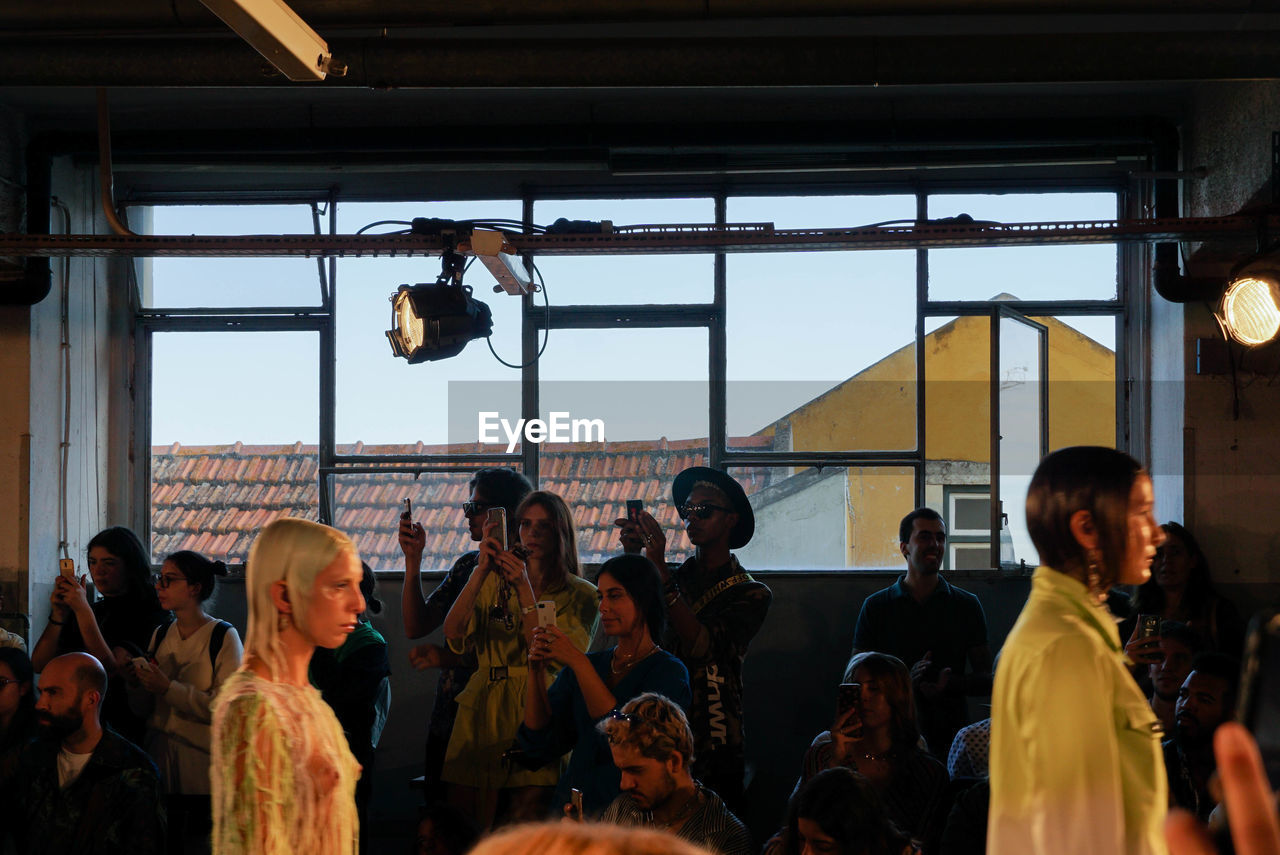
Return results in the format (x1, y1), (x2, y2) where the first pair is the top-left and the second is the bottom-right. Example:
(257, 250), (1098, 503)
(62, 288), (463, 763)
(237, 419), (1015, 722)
(199, 0), (346, 81)
(1218, 272), (1280, 346)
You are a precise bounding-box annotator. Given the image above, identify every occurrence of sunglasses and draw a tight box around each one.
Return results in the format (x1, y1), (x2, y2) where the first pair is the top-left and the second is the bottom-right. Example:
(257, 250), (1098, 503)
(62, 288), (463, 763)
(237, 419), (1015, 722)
(462, 501), (496, 517)
(151, 574), (187, 589)
(0, 677), (20, 690)
(677, 503), (733, 521)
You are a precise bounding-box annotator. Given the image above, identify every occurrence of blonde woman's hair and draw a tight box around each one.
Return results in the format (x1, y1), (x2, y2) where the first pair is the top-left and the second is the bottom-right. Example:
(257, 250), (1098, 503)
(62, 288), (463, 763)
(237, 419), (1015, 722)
(597, 692), (695, 765)
(471, 821), (713, 855)
(243, 517), (357, 681)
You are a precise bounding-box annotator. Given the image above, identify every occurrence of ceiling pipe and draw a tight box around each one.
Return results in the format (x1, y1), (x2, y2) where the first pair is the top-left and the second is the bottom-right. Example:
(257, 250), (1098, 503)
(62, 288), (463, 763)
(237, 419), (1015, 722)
(1152, 242), (1224, 303)
(97, 89), (137, 237)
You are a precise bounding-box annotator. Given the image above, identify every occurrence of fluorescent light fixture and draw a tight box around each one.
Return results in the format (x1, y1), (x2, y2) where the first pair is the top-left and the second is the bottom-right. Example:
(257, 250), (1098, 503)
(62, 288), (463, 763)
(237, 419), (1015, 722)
(200, 0), (345, 81)
(1219, 273), (1280, 346)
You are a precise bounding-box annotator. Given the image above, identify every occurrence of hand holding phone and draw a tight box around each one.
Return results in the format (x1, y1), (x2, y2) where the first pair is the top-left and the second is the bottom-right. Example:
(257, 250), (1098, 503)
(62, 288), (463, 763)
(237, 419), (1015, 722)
(536, 600), (557, 629)
(570, 787), (584, 822)
(58, 558), (76, 581)
(835, 682), (864, 739)
(487, 507), (509, 551)
(401, 498), (412, 519)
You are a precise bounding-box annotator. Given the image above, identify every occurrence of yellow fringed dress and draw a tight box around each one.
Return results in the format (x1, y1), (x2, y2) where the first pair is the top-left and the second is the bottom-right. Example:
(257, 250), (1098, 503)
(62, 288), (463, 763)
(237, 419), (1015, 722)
(211, 670), (360, 855)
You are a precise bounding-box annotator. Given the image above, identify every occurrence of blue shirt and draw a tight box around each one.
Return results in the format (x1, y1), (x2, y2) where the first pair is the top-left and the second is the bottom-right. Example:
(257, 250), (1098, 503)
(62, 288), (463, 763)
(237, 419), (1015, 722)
(516, 648), (691, 817)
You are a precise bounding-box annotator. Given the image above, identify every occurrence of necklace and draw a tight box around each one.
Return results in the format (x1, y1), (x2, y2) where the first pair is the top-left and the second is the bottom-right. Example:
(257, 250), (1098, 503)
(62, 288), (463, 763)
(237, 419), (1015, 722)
(651, 788), (700, 830)
(611, 641), (659, 675)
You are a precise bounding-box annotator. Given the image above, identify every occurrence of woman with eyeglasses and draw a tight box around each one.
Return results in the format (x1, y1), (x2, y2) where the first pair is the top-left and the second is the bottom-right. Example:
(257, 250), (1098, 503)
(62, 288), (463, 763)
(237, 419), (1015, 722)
(30, 526), (168, 744)
(517, 553), (691, 819)
(127, 550), (242, 855)
(441, 490), (599, 828)
(399, 468), (533, 807)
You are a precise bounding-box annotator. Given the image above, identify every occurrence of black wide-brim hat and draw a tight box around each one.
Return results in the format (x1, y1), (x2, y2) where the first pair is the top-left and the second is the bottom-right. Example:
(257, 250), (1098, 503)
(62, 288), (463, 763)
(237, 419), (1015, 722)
(671, 466), (755, 549)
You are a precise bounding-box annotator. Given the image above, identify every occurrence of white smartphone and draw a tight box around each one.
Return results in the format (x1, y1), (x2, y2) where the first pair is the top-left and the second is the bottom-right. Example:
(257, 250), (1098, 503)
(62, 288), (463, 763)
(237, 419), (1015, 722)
(536, 600), (557, 629)
(132, 656), (149, 671)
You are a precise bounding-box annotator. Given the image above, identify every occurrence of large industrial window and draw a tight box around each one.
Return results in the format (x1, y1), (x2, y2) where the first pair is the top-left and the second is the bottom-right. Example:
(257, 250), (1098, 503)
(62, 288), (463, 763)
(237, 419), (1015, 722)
(139, 187), (1127, 571)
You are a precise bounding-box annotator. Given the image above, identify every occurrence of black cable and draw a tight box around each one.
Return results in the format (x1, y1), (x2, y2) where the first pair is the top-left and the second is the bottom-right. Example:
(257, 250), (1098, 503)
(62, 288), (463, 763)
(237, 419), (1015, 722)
(486, 261), (551, 369)
(356, 219), (412, 235)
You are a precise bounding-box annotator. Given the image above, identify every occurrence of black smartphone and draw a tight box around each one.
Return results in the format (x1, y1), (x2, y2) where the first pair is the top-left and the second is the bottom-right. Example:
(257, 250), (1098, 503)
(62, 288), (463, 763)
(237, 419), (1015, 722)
(626, 499), (643, 523)
(1138, 613), (1160, 640)
(1237, 608), (1280, 788)
(487, 507), (508, 551)
(835, 682), (863, 738)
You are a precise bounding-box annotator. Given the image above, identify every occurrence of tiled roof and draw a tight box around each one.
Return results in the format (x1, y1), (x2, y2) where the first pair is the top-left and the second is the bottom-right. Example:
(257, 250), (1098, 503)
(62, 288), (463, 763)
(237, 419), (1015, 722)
(150, 437), (777, 570)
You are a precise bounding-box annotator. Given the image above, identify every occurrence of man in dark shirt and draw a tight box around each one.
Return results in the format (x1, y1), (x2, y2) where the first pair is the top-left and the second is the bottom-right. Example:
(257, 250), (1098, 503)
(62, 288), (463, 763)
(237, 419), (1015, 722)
(1164, 652), (1239, 820)
(597, 692), (752, 855)
(399, 467), (532, 803)
(618, 467), (771, 810)
(851, 507), (992, 759)
(0, 652), (164, 855)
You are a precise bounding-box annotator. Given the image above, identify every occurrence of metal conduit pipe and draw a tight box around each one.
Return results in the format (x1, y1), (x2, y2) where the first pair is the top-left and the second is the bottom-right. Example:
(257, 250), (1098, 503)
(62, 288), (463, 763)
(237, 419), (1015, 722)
(96, 89), (137, 237)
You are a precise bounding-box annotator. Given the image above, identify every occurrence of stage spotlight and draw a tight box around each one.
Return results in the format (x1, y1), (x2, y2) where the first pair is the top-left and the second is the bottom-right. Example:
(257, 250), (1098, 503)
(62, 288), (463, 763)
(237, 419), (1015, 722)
(1219, 273), (1280, 346)
(386, 283), (493, 363)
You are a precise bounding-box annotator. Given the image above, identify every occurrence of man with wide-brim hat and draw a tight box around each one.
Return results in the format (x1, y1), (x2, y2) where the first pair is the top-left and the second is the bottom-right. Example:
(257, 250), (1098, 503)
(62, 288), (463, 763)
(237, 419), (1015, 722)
(615, 466), (771, 810)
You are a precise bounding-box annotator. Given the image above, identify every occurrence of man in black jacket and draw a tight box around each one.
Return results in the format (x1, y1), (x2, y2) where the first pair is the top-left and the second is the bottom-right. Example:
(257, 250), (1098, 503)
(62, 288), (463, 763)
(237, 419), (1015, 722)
(0, 652), (164, 855)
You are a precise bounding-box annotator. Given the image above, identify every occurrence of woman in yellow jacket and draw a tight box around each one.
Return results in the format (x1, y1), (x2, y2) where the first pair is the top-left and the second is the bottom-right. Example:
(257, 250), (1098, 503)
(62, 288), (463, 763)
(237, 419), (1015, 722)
(989, 446), (1168, 855)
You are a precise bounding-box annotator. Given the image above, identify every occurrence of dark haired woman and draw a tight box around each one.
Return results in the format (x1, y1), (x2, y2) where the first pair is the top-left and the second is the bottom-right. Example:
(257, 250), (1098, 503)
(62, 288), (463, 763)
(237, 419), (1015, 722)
(518, 553), (691, 818)
(1126, 521), (1245, 657)
(441, 490), (599, 827)
(130, 549), (243, 855)
(31, 525), (168, 743)
(311, 562), (391, 855)
(782, 767), (919, 855)
(0, 646), (36, 753)
(989, 446), (1167, 855)
(795, 652), (947, 853)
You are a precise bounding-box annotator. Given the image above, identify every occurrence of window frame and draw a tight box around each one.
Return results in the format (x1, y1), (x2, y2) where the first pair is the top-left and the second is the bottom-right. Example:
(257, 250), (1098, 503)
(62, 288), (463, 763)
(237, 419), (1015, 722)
(134, 175), (1144, 572)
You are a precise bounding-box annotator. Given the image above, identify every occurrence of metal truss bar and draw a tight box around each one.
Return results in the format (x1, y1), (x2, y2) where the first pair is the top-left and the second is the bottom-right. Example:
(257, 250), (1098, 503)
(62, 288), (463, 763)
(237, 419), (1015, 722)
(137, 315), (327, 332)
(138, 305), (326, 316)
(719, 451), (924, 468)
(923, 300), (1122, 315)
(329, 453), (515, 468)
(537, 304), (717, 329)
(5, 215), (1277, 258)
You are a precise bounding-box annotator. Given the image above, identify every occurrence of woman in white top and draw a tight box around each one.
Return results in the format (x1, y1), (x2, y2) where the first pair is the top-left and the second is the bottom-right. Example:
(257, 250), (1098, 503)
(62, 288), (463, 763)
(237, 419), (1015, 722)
(129, 549), (243, 854)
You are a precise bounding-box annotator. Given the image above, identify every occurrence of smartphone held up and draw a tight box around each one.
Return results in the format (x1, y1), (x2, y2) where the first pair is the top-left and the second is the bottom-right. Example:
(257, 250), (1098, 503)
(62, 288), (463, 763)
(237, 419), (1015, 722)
(488, 506), (508, 551)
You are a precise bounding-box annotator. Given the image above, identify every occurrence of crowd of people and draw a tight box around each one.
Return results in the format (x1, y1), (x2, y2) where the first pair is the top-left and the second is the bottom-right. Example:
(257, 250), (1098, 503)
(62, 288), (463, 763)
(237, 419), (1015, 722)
(0, 450), (1272, 855)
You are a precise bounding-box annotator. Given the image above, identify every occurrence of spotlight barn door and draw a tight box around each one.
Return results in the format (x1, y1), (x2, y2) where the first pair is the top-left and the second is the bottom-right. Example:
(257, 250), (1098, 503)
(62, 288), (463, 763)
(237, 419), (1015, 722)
(990, 307), (1048, 572)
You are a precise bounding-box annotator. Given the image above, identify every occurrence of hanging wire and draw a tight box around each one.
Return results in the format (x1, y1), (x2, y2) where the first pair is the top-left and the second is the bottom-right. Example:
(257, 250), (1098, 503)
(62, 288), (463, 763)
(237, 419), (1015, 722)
(486, 260), (551, 369)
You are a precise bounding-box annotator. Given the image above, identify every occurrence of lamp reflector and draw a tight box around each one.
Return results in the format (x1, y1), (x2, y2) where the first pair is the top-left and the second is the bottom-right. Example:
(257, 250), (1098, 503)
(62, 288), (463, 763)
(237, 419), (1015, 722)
(386, 283), (493, 363)
(1221, 275), (1280, 346)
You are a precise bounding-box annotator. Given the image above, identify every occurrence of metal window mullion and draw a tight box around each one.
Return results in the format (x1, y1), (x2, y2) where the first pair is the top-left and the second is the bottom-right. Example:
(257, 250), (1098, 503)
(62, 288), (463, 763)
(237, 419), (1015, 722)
(522, 195), (539, 487)
(710, 192), (727, 470)
(915, 191), (928, 509)
(989, 308), (1002, 570)
(317, 193), (337, 524)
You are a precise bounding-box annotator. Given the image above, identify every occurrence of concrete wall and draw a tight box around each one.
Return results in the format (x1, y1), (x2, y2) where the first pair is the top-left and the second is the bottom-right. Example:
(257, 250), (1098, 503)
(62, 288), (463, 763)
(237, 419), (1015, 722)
(1179, 81), (1280, 583)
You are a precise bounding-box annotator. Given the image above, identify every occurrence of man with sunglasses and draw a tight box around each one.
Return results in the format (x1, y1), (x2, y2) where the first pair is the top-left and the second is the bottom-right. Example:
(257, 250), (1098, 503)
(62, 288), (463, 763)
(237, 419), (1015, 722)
(617, 466), (771, 811)
(399, 467), (532, 804)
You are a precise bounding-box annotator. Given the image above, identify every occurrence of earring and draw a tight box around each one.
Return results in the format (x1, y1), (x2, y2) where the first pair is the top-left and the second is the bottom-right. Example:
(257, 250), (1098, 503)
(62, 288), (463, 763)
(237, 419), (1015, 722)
(277, 612), (292, 633)
(1085, 549), (1104, 601)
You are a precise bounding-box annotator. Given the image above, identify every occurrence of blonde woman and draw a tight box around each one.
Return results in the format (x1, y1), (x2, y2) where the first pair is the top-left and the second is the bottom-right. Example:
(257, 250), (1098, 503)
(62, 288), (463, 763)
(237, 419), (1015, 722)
(471, 821), (715, 855)
(211, 518), (366, 855)
(441, 490), (599, 827)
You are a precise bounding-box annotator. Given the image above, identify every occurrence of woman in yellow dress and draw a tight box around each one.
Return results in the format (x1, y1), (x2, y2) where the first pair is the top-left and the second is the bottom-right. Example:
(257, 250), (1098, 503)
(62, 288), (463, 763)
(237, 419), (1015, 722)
(442, 490), (599, 828)
(211, 518), (367, 855)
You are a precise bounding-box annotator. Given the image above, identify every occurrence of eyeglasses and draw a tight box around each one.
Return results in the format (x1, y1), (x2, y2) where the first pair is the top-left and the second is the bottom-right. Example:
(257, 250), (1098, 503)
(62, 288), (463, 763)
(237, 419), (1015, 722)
(151, 574), (187, 589)
(677, 503), (733, 521)
(0, 677), (20, 690)
(462, 501), (496, 517)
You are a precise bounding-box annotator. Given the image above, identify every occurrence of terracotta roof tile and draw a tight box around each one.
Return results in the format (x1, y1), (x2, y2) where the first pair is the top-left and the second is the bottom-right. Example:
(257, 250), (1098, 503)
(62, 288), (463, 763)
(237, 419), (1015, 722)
(150, 440), (784, 569)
